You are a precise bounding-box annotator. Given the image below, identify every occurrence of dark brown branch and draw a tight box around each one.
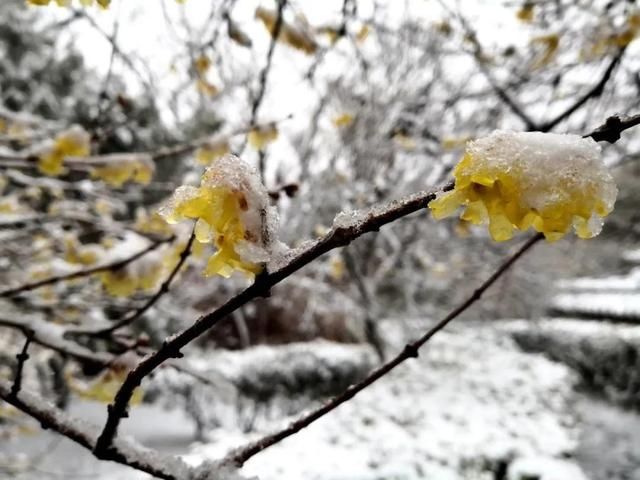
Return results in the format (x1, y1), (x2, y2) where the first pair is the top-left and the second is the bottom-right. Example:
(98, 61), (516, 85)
(449, 8), (538, 131)
(0, 381), (189, 480)
(584, 113), (640, 143)
(227, 233), (543, 466)
(10, 333), (33, 398)
(92, 181), (453, 457)
(0, 236), (174, 298)
(541, 50), (625, 132)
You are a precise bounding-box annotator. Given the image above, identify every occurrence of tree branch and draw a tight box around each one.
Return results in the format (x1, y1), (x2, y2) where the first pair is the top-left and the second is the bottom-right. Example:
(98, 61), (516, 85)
(226, 233), (543, 466)
(72, 230), (196, 337)
(584, 112), (640, 143)
(0, 236), (174, 298)
(10, 333), (33, 398)
(0, 381), (189, 480)
(541, 50), (625, 132)
(92, 180), (454, 457)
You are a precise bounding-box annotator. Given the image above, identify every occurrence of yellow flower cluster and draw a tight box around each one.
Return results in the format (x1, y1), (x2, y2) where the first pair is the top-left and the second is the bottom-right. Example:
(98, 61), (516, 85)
(429, 131), (617, 242)
(38, 126), (90, 176)
(89, 154), (155, 187)
(160, 154), (274, 278)
(101, 241), (188, 297)
(100, 261), (164, 297)
(247, 124), (278, 150)
(64, 234), (101, 265)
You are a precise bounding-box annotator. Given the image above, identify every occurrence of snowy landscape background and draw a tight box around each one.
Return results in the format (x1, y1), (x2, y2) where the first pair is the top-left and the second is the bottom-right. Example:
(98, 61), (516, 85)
(1, 0), (640, 479)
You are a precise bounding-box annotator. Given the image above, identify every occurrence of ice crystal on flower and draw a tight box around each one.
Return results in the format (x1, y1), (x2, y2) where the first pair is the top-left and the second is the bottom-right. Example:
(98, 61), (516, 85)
(429, 131), (617, 242)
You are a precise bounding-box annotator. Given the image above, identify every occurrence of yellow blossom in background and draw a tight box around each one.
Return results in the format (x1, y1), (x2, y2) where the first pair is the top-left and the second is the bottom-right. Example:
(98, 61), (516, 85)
(134, 208), (175, 237)
(196, 140), (231, 165)
(356, 24), (371, 43)
(441, 136), (471, 151)
(332, 113), (355, 128)
(196, 79), (220, 97)
(393, 132), (416, 151)
(96, 233), (178, 297)
(69, 360), (143, 404)
(0, 195), (21, 214)
(328, 255), (345, 281)
(255, 6), (318, 55)
(100, 261), (163, 297)
(38, 125), (90, 176)
(159, 154), (278, 278)
(194, 55), (211, 76)
(317, 26), (342, 44)
(64, 234), (101, 265)
(516, 3), (534, 23)
(90, 154), (154, 187)
(429, 131), (617, 242)
(531, 33), (560, 68)
(227, 17), (253, 47)
(248, 124), (278, 150)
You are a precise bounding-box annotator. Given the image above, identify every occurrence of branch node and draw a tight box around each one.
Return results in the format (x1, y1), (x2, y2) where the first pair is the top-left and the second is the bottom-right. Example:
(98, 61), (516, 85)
(403, 343), (419, 358)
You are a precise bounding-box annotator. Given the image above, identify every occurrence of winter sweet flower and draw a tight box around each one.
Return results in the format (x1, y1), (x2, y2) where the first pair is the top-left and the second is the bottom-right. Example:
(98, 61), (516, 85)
(159, 154), (278, 278)
(429, 131), (617, 242)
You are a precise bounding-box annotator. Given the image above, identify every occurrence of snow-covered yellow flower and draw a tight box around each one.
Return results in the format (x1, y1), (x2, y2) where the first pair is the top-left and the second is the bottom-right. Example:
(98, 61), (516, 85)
(38, 126), (90, 176)
(159, 154), (277, 278)
(429, 131), (617, 242)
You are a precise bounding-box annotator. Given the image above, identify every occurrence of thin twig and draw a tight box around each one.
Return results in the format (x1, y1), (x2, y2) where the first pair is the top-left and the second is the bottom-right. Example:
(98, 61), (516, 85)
(541, 49), (625, 132)
(10, 333), (34, 398)
(238, 0), (286, 156)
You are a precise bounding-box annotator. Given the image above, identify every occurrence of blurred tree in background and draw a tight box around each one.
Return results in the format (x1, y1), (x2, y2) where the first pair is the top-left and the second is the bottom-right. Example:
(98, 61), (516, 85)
(0, 0), (639, 479)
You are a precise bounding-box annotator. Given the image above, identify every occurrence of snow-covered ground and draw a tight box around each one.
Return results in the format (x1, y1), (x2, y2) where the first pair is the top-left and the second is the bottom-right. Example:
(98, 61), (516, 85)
(169, 322), (582, 480)
(4, 319), (640, 480)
